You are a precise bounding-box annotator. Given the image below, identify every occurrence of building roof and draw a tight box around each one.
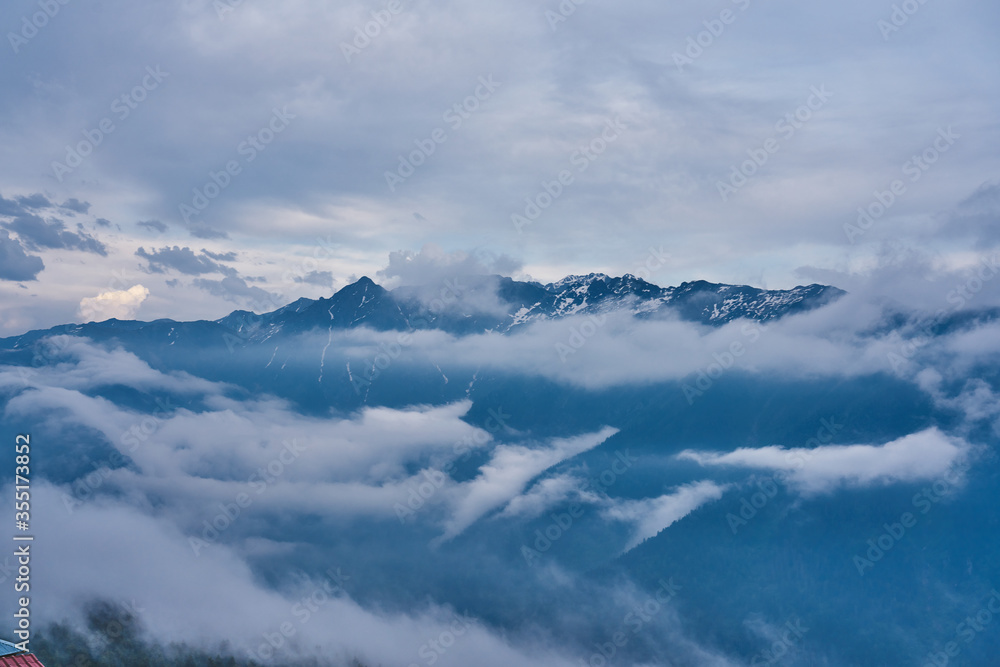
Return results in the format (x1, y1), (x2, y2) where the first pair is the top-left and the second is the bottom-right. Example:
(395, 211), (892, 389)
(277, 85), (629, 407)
(0, 641), (43, 667)
(0, 655), (44, 667)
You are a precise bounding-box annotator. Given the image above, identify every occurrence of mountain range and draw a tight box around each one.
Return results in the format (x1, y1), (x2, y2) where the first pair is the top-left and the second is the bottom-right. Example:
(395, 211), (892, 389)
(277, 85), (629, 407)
(6, 271), (1000, 667)
(2, 273), (845, 352)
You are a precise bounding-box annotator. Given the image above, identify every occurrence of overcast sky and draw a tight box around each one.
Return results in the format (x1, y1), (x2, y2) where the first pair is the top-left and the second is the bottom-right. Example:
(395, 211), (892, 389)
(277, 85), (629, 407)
(1, 0), (998, 334)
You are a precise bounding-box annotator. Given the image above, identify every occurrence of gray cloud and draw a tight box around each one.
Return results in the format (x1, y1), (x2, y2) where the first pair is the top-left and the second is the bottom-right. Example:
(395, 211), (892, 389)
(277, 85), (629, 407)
(0, 192), (55, 216)
(2, 213), (107, 255)
(0, 195), (21, 217)
(946, 179), (1000, 248)
(0, 345), (640, 667)
(136, 246), (233, 275)
(21, 485), (587, 667)
(0, 0), (994, 328)
(293, 270), (334, 287)
(201, 249), (237, 262)
(0, 230), (44, 281)
(188, 225), (230, 240)
(378, 244), (523, 288)
(379, 244), (526, 317)
(136, 219), (168, 233)
(16, 193), (53, 210)
(60, 197), (91, 214)
(192, 275), (280, 309)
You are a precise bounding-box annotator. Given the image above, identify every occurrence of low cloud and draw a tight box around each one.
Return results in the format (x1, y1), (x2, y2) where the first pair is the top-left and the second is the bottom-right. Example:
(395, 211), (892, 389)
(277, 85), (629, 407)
(439, 427), (618, 542)
(602, 481), (727, 552)
(498, 473), (600, 520)
(945, 179), (1000, 249)
(378, 244), (526, 318)
(678, 428), (969, 496)
(20, 484), (583, 667)
(377, 243), (523, 288)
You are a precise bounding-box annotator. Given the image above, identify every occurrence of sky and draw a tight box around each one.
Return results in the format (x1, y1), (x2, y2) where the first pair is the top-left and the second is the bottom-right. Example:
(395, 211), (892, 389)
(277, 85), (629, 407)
(1, 0), (998, 335)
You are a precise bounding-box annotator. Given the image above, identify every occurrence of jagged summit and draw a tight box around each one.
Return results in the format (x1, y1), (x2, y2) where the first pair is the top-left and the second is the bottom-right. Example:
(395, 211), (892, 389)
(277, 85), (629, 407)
(0, 274), (845, 353)
(0, 273), (848, 407)
(544, 273), (612, 292)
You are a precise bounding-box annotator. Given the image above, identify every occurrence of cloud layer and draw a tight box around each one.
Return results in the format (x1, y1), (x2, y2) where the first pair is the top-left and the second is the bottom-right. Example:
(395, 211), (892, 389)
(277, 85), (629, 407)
(678, 428), (970, 496)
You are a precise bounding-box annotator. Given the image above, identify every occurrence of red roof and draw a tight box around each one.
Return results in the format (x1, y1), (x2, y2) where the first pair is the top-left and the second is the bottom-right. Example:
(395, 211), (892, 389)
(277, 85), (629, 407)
(0, 654), (45, 666)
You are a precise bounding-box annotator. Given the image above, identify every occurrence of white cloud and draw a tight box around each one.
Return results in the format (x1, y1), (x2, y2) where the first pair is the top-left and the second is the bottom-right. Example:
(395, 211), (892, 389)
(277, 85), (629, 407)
(0, 339), (617, 540)
(498, 473), (601, 520)
(78, 284), (150, 322)
(601, 481), (727, 552)
(438, 426), (619, 542)
(678, 428), (970, 495)
(9, 483), (585, 667)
